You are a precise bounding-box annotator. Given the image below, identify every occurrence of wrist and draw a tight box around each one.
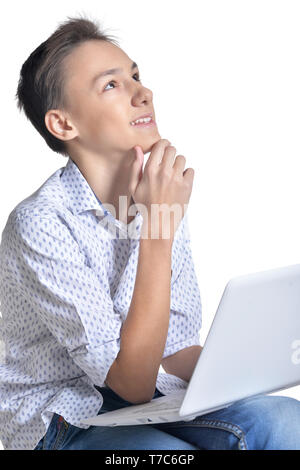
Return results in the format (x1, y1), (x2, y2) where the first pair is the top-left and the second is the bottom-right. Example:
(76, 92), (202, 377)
(140, 229), (174, 245)
(140, 221), (175, 243)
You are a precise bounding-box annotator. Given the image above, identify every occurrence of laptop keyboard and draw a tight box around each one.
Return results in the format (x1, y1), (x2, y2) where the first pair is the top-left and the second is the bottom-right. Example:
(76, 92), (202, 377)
(80, 389), (195, 426)
(130, 389), (186, 415)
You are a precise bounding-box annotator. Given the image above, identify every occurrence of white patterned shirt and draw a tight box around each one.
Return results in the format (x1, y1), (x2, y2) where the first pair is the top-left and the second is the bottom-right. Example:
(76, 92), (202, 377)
(0, 157), (202, 450)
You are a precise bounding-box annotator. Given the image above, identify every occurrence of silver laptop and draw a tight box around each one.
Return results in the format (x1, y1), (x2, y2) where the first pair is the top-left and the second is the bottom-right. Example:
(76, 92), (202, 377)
(81, 263), (300, 427)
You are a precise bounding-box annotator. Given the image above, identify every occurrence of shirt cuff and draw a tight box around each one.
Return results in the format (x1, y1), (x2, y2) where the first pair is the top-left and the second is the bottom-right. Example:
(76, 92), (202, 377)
(162, 333), (201, 359)
(69, 339), (120, 387)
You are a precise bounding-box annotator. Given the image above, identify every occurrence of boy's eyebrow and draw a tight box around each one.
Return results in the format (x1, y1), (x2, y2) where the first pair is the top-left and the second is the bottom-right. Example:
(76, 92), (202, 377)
(90, 61), (138, 88)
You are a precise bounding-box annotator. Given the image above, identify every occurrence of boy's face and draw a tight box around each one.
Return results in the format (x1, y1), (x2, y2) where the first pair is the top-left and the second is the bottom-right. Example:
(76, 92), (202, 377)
(60, 39), (161, 158)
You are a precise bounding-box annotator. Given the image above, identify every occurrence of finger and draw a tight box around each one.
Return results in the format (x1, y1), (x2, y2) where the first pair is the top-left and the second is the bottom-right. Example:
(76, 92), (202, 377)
(183, 167), (195, 185)
(129, 146), (144, 195)
(144, 139), (171, 173)
(159, 146), (177, 170)
(172, 155), (186, 174)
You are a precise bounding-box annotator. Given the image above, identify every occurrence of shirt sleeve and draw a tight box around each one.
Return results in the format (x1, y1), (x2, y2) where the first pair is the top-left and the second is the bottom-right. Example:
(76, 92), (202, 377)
(162, 215), (202, 358)
(7, 213), (122, 388)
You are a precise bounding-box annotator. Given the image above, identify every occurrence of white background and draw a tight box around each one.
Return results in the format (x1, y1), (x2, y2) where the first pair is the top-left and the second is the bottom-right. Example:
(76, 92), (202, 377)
(0, 0), (300, 450)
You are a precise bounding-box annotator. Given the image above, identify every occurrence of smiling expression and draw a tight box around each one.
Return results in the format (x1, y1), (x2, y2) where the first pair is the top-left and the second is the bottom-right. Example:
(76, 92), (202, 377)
(58, 39), (161, 158)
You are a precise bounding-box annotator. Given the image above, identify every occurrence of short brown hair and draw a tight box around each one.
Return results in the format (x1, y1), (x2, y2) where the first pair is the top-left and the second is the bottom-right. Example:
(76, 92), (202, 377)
(15, 14), (120, 157)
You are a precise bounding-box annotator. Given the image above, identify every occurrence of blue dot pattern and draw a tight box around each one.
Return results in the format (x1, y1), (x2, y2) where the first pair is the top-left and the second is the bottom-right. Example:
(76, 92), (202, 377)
(0, 157), (202, 450)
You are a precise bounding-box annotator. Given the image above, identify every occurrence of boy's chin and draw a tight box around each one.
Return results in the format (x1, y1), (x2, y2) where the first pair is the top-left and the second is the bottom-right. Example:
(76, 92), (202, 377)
(142, 134), (162, 155)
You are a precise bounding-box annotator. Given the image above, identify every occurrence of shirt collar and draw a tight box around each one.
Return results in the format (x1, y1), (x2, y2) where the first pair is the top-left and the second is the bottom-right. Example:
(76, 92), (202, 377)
(60, 157), (142, 233)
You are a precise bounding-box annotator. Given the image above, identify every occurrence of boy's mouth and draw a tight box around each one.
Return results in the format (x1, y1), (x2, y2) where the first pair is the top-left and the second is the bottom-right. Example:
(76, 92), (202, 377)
(130, 113), (154, 126)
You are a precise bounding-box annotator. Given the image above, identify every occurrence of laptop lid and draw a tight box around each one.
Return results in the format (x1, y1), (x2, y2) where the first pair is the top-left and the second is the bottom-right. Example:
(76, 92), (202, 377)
(179, 263), (300, 417)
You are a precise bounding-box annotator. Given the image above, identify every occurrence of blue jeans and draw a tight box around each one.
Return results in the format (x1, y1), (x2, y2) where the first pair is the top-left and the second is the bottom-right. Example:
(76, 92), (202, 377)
(34, 386), (300, 450)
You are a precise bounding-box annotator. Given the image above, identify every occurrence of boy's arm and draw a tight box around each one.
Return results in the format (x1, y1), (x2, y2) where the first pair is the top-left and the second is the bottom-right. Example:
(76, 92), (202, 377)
(161, 345), (203, 382)
(105, 237), (173, 404)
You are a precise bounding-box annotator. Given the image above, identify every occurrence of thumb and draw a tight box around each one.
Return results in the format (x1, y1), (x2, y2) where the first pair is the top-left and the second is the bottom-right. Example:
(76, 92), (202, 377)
(130, 146), (144, 195)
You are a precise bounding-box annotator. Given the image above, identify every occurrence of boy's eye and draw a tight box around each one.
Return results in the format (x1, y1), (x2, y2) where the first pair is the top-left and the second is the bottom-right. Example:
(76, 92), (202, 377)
(104, 73), (142, 91)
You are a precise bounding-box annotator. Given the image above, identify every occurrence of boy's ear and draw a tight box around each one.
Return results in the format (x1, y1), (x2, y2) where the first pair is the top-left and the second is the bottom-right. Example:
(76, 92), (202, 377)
(44, 109), (79, 142)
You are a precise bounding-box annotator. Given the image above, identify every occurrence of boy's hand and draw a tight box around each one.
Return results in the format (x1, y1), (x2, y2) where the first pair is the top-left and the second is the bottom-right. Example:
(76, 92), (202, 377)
(129, 139), (195, 240)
